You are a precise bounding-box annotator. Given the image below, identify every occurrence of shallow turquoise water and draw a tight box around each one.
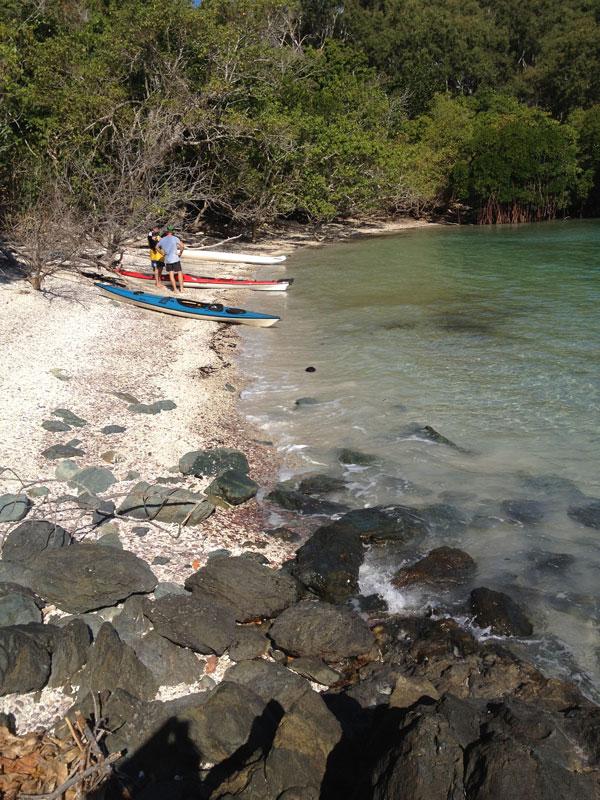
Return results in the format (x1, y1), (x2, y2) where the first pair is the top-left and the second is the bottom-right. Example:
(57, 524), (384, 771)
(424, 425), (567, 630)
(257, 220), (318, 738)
(240, 220), (600, 693)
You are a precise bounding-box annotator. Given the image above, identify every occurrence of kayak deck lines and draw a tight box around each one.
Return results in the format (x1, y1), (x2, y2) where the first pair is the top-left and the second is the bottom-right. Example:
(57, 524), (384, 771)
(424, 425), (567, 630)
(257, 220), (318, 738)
(96, 283), (280, 327)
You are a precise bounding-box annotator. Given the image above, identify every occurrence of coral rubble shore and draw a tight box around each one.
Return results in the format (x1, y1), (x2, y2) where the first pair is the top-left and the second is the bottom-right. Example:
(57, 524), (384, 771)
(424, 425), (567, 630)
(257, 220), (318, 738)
(1, 242), (599, 799)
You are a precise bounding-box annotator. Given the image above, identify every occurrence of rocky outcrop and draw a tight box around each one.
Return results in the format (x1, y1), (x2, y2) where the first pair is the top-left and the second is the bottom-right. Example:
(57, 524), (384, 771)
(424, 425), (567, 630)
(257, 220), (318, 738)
(470, 587), (534, 636)
(29, 543), (157, 613)
(269, 600), (375, 661)
(185, 555), (298, 622)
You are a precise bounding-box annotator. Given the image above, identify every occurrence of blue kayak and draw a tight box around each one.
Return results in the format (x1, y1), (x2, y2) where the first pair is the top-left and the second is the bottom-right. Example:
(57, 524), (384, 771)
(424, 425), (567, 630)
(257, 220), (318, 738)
(96, 283), (280, 327)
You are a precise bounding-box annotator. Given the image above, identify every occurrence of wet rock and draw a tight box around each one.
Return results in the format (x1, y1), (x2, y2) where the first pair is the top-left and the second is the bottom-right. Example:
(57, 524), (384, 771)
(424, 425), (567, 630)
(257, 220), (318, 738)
(0, 626), (52, 695)
(470, 587), (533, 636)
(69, 466), (116, 496)
(419, 503), (469, 535)
(298, 473), (347, 495)
(2, 520), (72, 563)
(224, 660), (310, 711)
(205, 469), (258, 506)
(288, 522), (364, 603)
(42, 443), (85, 460)
(266, 485), (347, 516)
(101, 424), (126, 434)
(184, 555), (298, 622)
(42, 419), (71, 432)
(401, 422), (469, 452)
(128, 399), (176, 414)
(144, 593), (236, 655)
(0, 493), (32, 522)
(30, 543), (157, 613)
(179, 447), (249, 477)
(337, 505), (427, 544)
(392, 546), (476, 589)
(229, 626), (270, 661)
(526, 551), (575, 575)
(501, 498), (545, 524)
(264, 526), (301, 543)
(0, 591), (42, 626)
(130, 630), (203, 686)
(269, 600), (375, 660)
(568, 500), (600, 530)
(48, 618), (91, 688)
(294, 396), (320, 407)
(288, 657), (340, 686)
(79, 623), (158, 701)
(519, 473), (586, 501)
(357, 593), (389, 613)
(52, 408), (87, 427)
(118, 481), (214, 525)
(337, 447), (378, 466)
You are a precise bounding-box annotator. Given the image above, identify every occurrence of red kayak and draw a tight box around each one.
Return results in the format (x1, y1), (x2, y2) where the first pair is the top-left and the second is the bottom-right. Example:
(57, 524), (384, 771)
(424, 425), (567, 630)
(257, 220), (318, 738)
(116, 268), (293, 292)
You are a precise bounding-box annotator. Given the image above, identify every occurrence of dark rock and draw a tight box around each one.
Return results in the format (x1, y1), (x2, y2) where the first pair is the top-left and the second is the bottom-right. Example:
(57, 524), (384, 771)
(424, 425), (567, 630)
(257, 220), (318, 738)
(152, 555), (170, 565)
(42, 419), (71, 432)
(52, 408), (87, 427)
(118, 481), (214, 525)
(0, 591), (41, 626)
(30, 543), (157, 613)
(69, 466), (116, 496)
(298, 474), (347, 495)
(527, 551), (575, 574)
(229, 626), (270, 661)
(266, 485), (348, 516)
(92, 500), (116, 526)
(470, 587), (533, 636)
(207, 548), (231, 560)
(0, 712), (16, 732)
(0, 562), (34, 588)
(42, 443), (85, 460)
(337, 447), (378, 466)
(289, 522), (364, 603)
(357, 593), (389, 613)
(337, 505), (427, 544)
(501, 498), (545, 524)
(184, 555), (298, 622)
(97, 529), (122, 548)
(401, 422), (469, 452)
(264, 526), (301, 543)
(0, 493), (32, 522)
(393, 546), (476, 589)
(0, 581), (43, 606)
(269, 600), (375, 660)
(305, 366), (316, 372)
(144, 593), (236, 654)
(112, 390), (139, 404)
(519, 473), (586, 501)
(79, 623), (158, 700)
(154, 581), (187, 599)
(101, 424), (126, 434)
(133, 526), (149, 536)
(179, 447), (249, 477)
(49, 618), (91, 688)
(130, 630), (203, 686)
(294, 396), (320, 407)
(568, 500), (600, 529)
(0, 626), (52, 695)
(128, 399), (177, 414)
(288, 657), (340, 686)
(2, 520), (72, 563)
(224, 660), (310, 711)
(419, 503), (469, 535)
(345, 664), (398, 709)
(224, 382), (236, 393)
(112, 595), (153, 643)
(205, 469), (258, 506)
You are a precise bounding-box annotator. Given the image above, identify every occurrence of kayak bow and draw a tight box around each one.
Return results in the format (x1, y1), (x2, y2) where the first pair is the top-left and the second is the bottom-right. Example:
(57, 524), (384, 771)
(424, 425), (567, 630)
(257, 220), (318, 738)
(116, 268), (293, 292)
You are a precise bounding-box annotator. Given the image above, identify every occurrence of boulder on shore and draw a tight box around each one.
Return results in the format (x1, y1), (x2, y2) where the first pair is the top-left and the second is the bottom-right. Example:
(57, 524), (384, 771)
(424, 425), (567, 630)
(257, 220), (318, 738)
(392, 546), (476, 589)
(0, 494), (32, 523)
(266, 485), (348, 516)
(184, 555), (298, 622)
(269, 600), (375, 661)
(118, 481), (214, 526)
(179, 448), (249, 477)
(2, 520), (72, 563)
(205, 469), (258, 506)
(0, 626), (52, 695)
(29, 543), (157, 613)
(144, 593), (237, 655)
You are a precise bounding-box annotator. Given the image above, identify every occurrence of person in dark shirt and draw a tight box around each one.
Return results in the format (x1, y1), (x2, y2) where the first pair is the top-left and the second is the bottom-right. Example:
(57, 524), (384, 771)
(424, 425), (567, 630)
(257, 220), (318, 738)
(148, 227), (165, 288)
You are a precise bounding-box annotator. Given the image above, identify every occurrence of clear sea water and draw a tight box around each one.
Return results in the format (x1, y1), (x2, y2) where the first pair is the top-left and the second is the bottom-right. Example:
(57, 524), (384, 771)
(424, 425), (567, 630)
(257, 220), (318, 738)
(239, 220), (600, 695)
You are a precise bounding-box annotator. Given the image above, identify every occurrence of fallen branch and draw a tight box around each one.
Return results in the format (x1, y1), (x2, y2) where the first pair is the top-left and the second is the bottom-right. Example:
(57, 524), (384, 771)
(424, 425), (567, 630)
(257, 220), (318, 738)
(17, 751), (121, 800)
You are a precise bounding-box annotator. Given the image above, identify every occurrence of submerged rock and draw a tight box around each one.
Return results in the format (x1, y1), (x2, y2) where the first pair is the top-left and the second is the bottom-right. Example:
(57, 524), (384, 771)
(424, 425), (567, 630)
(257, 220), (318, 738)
(501, 498), (545, 525)
(568, 500), (600, 530)
(419, 503), (469, 535)
(30, 543), (157, 613)
(184, 555), (298, 622)
(470, 587), (533, 636)
(0, 494), (32, 522)
(401, 422), (470, 453)
(337, 505), (427, 544)
(294, 396), (320, 407)
(269, 600), (375, 660)
(266, 485), (348, 516)
(337, 447), (378, 466)
(2, 520), (72, 563)
(297, 473), (347, 495)
(179, 447), (249, 477)
(393, 546), (476, 589)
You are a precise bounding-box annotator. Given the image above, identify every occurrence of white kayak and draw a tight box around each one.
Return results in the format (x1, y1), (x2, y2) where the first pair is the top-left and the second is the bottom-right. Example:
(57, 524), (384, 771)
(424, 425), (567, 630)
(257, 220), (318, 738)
(183, 249), (287, 265)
